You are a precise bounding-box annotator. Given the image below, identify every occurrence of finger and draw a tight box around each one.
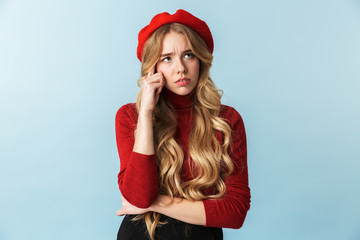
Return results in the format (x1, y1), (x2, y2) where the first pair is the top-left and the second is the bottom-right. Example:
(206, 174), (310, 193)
(144, 77), (163, 84)
(157, 86), (164, 95)
(161, 76), (166, 86)
(147, 72), (163, 79)
(147, 66), (155, 78)
(151, 82), (165, 92)
(157, 72), (166, 87)
(144, 74), (163, 85)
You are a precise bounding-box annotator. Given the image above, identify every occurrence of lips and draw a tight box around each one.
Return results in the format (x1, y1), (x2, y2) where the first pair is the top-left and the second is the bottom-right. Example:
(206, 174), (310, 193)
(175, 78), (190, 86)
(176, 78), (190, 83)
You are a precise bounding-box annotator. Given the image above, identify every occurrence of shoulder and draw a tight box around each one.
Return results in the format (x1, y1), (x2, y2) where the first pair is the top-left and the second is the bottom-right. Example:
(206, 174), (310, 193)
(220, 105), (247, 145)
(219, 104), (244, 127)
(115, 103), (138, 123)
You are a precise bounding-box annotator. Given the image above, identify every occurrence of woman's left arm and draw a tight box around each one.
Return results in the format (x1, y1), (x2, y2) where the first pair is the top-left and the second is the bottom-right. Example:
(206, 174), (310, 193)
(117, 195), (206, 226)
(201, 107), (251, 229)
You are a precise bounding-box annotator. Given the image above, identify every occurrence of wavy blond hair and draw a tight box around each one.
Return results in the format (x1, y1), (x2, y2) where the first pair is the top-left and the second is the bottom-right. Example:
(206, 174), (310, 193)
(134, 23), (234, 240)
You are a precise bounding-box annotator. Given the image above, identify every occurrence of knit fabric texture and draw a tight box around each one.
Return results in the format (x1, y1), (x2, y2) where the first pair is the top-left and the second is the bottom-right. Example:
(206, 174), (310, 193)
(137, 9), (214, 61)
(115, 88), (250, 228)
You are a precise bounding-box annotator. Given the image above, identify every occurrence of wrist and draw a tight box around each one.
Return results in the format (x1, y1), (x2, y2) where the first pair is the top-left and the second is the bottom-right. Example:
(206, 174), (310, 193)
(139, 106), (154, 117)
(149, 198), (159, 212)
(149, 195), (168, 213)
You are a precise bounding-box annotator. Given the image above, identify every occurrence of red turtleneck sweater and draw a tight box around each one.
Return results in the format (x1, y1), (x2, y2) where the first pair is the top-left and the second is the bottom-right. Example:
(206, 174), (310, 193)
(115, 89), (250, 229)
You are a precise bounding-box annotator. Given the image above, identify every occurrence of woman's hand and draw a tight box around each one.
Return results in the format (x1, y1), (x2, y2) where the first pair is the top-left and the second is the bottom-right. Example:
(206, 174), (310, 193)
(116, 196), (150, 216)
(140, 67), (166, 113)
(132, 67), (164, 154)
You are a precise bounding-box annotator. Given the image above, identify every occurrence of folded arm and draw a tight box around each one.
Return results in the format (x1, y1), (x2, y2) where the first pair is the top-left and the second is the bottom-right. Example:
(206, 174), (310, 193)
(116, 104), (159, 208)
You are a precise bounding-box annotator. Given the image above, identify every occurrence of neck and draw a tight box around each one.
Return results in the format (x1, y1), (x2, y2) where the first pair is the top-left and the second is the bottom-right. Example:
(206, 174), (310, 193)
(163, 88), (195, 109)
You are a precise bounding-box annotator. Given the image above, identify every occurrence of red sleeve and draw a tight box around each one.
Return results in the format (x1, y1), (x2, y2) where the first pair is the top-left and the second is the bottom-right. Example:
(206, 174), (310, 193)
(115, 103), (159, 208)
(203, 106), (251, 229)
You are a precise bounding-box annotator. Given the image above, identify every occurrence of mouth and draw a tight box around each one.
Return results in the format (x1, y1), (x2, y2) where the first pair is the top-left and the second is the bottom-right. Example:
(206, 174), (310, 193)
(176, 78), (190, 83)
(175, 78), (191, 86)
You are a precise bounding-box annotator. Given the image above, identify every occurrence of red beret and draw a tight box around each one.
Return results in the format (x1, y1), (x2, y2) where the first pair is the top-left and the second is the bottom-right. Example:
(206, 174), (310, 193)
(137, 9), (214, 62)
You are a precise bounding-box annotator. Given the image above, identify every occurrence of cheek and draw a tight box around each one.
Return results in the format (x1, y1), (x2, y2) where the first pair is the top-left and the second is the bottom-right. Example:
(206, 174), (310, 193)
(157, 64), (171, 80)
(190, 62), (200, 78)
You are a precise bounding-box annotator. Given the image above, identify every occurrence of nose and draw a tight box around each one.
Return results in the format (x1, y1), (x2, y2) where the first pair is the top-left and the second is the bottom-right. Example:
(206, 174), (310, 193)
(176, 58), (187, 74)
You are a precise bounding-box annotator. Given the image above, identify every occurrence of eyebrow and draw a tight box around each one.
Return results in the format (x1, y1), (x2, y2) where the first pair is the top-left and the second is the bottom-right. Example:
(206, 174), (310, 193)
(160, 49), (192, 57)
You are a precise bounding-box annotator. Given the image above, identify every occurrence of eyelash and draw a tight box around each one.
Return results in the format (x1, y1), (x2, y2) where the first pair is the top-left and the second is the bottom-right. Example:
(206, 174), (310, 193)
(184, 53), (193, 58)
(161, 57), (171, 62)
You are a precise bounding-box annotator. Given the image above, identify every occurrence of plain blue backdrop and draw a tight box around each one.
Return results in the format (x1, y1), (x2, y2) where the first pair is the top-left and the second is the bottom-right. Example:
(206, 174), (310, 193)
(1, 0), (360, 239)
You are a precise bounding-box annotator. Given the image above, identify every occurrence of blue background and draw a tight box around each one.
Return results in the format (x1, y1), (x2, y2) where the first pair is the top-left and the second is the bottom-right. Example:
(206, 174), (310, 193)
(1, 0), (360, 239)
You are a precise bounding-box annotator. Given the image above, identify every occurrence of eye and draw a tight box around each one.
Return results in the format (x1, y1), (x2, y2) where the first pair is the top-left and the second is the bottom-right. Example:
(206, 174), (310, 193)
(184, 52), (194, 59)
(161, 56), (171, 62)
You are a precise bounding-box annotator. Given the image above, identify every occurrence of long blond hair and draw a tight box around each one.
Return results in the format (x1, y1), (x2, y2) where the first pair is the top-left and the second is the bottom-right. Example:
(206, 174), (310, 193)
(135, 23), (233, 240)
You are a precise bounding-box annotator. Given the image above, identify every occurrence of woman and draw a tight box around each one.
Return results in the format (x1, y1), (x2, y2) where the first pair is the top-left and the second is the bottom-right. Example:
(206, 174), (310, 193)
(115, 9), (250, 240)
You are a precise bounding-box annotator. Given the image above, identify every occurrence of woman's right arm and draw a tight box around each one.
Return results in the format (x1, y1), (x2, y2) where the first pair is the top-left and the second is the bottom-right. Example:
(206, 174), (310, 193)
(132, 70), (165, 155)
(115, 70), (165, 208)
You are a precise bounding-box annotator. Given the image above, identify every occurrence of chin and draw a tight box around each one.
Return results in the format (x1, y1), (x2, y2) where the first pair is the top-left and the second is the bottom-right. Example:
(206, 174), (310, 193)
(174, 88), (195, 96)
(167, 84), (196, 95)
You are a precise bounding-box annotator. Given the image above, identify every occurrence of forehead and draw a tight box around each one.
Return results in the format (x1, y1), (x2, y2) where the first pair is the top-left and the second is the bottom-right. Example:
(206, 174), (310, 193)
(161, 31), (189, 53)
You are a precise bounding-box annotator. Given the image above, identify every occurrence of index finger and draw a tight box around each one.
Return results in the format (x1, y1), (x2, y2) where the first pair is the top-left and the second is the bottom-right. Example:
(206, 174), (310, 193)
(147, 66), (155, 78)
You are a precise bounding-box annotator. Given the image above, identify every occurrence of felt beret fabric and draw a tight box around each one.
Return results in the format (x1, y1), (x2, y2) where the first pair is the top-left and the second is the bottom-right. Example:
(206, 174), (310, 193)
(137, 9), (214, 62)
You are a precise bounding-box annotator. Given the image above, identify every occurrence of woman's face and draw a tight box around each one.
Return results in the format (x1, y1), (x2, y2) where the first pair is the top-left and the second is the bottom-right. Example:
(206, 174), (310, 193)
(156, 31), (200, 96)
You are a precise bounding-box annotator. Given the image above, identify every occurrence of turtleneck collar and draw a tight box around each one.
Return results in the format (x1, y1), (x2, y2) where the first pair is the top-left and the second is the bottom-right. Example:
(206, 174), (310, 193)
(163, 87), (195, 109)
